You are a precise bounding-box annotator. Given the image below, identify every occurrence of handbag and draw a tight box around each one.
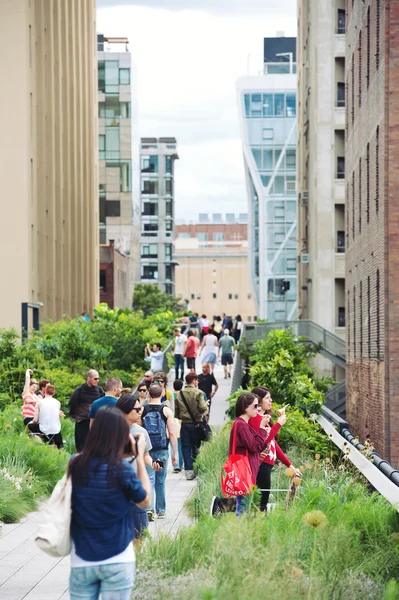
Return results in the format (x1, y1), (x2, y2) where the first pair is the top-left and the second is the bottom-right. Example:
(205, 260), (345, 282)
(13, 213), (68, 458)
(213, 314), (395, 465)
(221, 422), (253, 497)
(179, 391), (212, 442)
(35, 472), (72, 557)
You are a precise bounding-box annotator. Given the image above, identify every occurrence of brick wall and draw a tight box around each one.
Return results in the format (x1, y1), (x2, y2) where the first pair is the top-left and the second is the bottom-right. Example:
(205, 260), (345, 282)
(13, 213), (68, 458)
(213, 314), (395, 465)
(345, 0), (399, 464)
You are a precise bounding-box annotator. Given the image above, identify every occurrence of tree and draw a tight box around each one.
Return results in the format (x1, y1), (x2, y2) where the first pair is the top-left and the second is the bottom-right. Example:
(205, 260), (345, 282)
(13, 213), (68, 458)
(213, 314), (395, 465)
(132, 284), (184, 317)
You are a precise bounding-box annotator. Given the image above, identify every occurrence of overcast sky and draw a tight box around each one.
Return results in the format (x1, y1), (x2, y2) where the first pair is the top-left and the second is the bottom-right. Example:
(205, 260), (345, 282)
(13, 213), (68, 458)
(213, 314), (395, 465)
(97, 0), (296, 221)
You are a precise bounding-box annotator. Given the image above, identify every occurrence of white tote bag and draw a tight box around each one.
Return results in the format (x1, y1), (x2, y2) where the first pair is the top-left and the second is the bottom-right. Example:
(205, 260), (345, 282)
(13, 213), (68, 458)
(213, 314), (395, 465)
(35, 473), (72, 557)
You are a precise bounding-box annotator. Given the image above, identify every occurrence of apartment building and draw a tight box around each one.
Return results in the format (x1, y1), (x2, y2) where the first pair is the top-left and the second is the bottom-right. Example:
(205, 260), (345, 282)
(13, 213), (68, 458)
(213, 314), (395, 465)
(98, 35), (140, 307)
(0, 0), (98, 332)
(346, 0), (399, 463)
(175, 214), (257, 320)
(139, 138), (179, 294)
(237, 37), (297, 321)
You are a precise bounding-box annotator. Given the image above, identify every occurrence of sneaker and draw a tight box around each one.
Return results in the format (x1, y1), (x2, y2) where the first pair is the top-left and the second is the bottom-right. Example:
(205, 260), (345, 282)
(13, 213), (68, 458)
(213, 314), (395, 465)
(157, 512), (166, 519)
(173, 467), (182, 473)
(228, 372), (231, 378)
(224, 374), (227, 379)
(185, 470), (196, 480)
(210, 496), (222, 517)
(147, 509), (155, 522)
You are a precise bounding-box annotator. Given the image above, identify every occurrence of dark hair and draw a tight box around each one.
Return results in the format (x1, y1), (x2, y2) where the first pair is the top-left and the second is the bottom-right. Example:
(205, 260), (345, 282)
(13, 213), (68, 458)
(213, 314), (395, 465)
(68, 407), (129, 485)
(185, 373), (198, 385)
(187, 330), (194, 337)
(154, 342), (162, 350)
(236, 315), (242, 321)
(201, 314), (207, 318)
(208, 328), (214, 335)
(148, 384), (162, 399)
(46, 384), (55, 396)
(251, 386), (274, 426)
(173, 379), (184, 391)
(39, 379), (50, 390)
(235, 393), (258, 418)
(116, 394), (139, 414)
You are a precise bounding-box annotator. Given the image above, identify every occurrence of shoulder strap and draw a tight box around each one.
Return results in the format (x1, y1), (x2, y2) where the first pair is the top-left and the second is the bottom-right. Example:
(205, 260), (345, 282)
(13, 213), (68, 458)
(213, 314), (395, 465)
(179, 391), (197, 423)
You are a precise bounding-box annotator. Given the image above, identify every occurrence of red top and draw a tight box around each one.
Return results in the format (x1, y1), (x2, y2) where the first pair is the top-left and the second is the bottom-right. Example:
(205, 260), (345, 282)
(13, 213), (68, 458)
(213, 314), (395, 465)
(186, 336), (200, 358)
(249, 414), (291, 468)
(228, 418), (268, 483)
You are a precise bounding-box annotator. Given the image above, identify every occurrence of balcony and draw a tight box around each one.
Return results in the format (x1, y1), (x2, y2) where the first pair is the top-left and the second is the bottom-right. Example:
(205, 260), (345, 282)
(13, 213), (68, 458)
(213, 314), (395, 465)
(334, 253), (345, 277)
(334, 34), (345, 57)
(334, 179), (345, 202)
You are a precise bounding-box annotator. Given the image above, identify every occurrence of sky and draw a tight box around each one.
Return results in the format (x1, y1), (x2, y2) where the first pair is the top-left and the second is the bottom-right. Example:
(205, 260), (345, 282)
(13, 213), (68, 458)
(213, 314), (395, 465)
(97, 0), (296, 221)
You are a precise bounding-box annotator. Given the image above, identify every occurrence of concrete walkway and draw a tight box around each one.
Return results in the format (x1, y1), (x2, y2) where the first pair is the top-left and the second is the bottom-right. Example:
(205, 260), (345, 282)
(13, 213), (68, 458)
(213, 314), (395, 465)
(0, 355), (233, 599)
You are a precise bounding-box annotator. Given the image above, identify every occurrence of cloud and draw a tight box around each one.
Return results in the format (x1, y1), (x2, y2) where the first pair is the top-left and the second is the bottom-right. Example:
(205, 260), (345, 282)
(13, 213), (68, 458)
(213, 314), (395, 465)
(97, 3), (296, 219)
(97, 0), (295, 16)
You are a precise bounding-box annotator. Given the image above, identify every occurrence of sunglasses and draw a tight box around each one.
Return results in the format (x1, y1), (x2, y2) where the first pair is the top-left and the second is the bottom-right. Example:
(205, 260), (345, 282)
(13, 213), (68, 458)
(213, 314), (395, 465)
(252, 403), (259, 409)
(138, 388), (147, 393)
(133, 407), (142, 413)
(93, 377), (99, 381)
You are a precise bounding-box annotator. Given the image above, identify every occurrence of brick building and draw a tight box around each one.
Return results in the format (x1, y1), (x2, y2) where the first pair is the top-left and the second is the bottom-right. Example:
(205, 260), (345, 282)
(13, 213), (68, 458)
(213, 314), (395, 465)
(345, 0), (399, 463)
(100, 241), (130, 309)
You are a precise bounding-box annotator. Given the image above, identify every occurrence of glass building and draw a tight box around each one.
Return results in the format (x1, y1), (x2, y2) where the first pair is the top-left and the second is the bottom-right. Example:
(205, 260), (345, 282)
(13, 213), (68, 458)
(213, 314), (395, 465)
(237, 37), (297, 320)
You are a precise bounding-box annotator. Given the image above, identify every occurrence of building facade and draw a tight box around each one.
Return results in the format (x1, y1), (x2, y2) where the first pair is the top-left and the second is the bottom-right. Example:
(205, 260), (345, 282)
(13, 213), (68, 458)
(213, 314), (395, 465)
(139, 138), (179, 294)
(175, 215), (257, 321)
(98, 35), (140, 307)
(345, 0), (399, 463)
(237, 37), (297, 321)
(0, 0), (98, 332)
(100, 241), (131, 309)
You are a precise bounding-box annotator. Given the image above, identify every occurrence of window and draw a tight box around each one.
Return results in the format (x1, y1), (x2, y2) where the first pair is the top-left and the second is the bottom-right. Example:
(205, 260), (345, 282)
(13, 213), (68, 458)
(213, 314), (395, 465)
(366, 143), (370, 223)
(165, 264), (172, 280)
(360, 281), (363, 357)
(105, 127), (120, 160)
(165, 220), (173, 234)
(165, 156), (172, 174)
(228, 293), (232, 300)
(196, 232), (208, 241)
(143, 222), (158, 236)
(337, 9), (346, 33)
(286, 94), (296, 116)
(338, 307), (346, 327)
(376, 0), (381, 69)
(358, 31), (362, 107)
(141, 178), (158, 194)
(367, 276), (371, 358)
(251, 93), (262, 117)
(248, 316), (252, 322)
(213, 232), (225, 242)
(119, 68), (130, 85)
(247, 293), (252, 299)
(165, 244), (172, 259)
(197, 294), (201, 300)
(353, 286), (356, 358)
(337, 230), (345, 253)
(376, 126), (379, 213)
(337, 82), (345, 107)
(165, 283), (173, 295)
(165, 200), (173, 217)
(99, 134), (105, 160)
(165, 178), (173, 195)
(376, 270), (380, 359)
(141, 244), (158, 258)
(287, 258), (296, 271)
(98, 61), (105, 93)
(191, 293), (195, 300)
(99, 98), (131, 119)
(142, 200), (158, 216)
(244, 94), (250, 117)
(104, 60), (119, 94)
(178, 232), (191, 238)
(263, 128), (273, 140)
(213, 293), (217, 299)
(286, 149), (296, 170)
(337, 156), (345, 179)
(263, 94), (273, 116)
(141, 265), (158, 280)
(106, 200), (120, 217)
(274, 94), (285, 116)
(141, 155), (158, 173)
(100, 270), (107, 292)
(358, 157), (362, 233)
(366, 7), (370, 88)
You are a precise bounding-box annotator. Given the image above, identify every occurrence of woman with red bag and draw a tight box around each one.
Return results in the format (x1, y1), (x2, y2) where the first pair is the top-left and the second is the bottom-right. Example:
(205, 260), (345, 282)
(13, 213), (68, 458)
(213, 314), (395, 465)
(226, 393), (270, 516)
(249, 386), (301, 511)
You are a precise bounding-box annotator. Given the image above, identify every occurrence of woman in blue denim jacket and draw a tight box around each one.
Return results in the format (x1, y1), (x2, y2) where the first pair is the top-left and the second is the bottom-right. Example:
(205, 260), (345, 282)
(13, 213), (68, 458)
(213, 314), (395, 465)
(68, 406), (151, 599)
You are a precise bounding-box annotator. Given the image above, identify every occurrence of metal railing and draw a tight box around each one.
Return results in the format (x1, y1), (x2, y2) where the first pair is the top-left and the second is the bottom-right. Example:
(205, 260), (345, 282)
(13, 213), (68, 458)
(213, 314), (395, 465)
(324, 380), (346, 417)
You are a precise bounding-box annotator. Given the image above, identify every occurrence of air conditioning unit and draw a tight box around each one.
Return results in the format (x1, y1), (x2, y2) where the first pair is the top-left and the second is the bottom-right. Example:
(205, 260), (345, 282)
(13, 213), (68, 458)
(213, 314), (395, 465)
(301, 253), (310, 264)
(301, 191), (309, 204)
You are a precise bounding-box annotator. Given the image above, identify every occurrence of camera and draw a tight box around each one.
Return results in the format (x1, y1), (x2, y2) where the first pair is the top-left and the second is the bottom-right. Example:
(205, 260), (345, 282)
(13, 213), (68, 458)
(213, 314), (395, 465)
(124, 434), (140, 456)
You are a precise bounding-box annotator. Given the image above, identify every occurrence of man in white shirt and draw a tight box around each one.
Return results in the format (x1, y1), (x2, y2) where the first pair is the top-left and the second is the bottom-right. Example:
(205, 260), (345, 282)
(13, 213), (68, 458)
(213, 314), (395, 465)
(144, 343), (164, 373)
(28, 384), (63, 448)
(173, 327), (187, 380)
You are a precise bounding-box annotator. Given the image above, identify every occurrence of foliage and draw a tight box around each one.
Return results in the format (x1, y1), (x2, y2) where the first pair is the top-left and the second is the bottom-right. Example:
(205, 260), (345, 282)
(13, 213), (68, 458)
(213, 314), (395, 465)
(133, 284), (184, 317)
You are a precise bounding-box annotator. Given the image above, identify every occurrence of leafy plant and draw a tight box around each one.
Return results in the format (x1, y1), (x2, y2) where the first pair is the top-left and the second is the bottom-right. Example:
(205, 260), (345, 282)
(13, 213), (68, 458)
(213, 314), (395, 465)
(133, 284), (184, 316)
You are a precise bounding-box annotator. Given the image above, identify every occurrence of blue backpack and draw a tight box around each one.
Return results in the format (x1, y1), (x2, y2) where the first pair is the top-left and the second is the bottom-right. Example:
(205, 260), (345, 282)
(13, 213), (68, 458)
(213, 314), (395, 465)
(142, 405), (168, 450)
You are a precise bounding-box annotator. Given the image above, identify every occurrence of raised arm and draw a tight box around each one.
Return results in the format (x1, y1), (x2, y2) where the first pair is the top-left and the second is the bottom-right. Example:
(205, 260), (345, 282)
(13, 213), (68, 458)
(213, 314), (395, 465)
(23, 369), (32, 397)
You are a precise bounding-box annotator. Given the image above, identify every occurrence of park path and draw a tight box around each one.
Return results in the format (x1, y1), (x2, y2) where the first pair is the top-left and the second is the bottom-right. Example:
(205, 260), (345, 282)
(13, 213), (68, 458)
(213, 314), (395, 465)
(0, 355), (230, 599)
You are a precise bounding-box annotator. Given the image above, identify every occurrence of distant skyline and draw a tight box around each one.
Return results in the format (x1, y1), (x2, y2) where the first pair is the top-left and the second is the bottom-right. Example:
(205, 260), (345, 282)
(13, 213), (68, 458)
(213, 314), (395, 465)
(97, 0), (296, 219)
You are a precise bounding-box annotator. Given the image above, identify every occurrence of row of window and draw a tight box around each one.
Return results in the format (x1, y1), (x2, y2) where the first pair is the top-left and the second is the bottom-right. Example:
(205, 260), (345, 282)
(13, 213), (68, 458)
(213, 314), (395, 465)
(99, 128), (121, 161)
(99, 97), (131, 119)
(347, 271), (382, 360)
(142, 199), (173, 218)
(244, 93), (296, 119)
(348, 2), (381, 130)
(141, 243), (172, 259)
(141, 155), (173, 174)
(346, 125), (380, 247)
(141, 178), (173, 196)
(99, 160), (132, 193)
(141, 264), (173, 280)
(189, 293), (252, 300)
(251, 147), (296, 172)
(98, 61), (130, 94)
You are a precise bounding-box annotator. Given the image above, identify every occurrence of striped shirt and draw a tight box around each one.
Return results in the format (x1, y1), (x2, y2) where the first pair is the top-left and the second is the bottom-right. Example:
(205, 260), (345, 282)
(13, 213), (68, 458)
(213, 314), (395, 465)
(21, 392), (37, 419)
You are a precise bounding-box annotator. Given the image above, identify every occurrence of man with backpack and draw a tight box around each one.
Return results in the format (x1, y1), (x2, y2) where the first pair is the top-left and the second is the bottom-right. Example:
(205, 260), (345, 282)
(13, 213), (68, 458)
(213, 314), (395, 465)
(142, 384), (178, 520)
(175, 373), (208, 480)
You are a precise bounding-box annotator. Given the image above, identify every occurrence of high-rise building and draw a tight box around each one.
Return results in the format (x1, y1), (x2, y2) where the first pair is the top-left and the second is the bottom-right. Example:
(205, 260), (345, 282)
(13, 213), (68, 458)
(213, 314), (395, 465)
(0, 0), (98, 331)
(140, 138), (179, 294)
(345, 1), (399, 463)
(237, 37), (297, 320)
(175, 215), (256, 320)
(98, 35), (140, 308)
(296, 1), (346, 377)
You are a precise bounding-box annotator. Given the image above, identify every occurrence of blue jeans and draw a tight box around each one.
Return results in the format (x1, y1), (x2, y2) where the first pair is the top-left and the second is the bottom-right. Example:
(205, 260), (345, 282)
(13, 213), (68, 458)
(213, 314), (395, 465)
(174, 354), (185, 379)
(146, 448), (169, 514)
(236, 495), (250, 517)
(180, 423), (200, 471)
(69, 562), (135, 599)
(130, 502), (148, 539)
(171, 437), (184, 470)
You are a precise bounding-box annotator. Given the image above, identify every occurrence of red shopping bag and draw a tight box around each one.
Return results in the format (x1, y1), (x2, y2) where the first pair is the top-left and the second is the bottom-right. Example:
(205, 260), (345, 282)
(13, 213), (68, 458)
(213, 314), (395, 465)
(221, 422), (253, 497)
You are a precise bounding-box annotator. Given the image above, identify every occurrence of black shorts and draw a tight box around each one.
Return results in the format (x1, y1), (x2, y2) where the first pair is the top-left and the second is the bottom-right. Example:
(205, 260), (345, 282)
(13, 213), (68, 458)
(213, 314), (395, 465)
(187, 357), (196, 369)
(221, 354), (233, 365)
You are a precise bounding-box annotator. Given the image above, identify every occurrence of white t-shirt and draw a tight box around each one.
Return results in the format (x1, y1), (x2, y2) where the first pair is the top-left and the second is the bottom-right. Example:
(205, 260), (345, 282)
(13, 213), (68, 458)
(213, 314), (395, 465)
(71, 542), (134, 568)
(145, 350), (164, 372)
(38, 397), (61, 435)
(174, 334), (187, 355)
